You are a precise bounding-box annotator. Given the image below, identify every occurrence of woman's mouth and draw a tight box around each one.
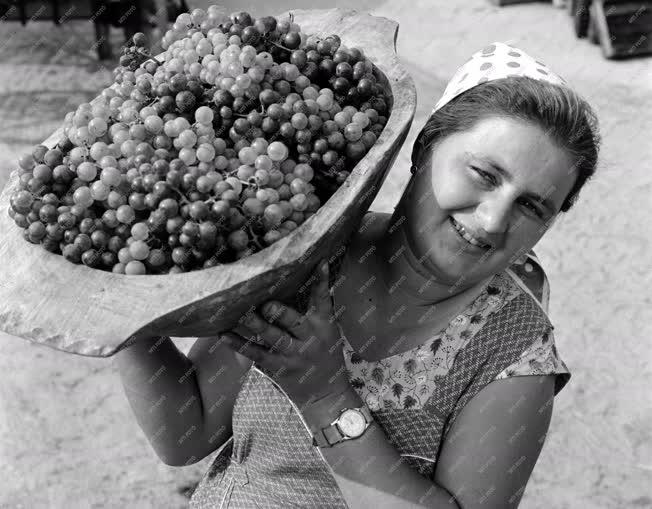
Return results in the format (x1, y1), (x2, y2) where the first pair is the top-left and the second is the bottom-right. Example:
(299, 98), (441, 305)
(449, 217), (492, 250)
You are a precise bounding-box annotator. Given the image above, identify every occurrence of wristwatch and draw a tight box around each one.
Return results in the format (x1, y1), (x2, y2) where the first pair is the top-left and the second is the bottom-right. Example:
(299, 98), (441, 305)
(312, 406), (374, 448)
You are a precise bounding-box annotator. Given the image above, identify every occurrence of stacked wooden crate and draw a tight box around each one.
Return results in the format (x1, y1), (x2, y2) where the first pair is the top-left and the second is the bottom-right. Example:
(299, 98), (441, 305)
(488, 0), (544, 5)
(489, 0), (652, 58)
(589, 0), (652, 57)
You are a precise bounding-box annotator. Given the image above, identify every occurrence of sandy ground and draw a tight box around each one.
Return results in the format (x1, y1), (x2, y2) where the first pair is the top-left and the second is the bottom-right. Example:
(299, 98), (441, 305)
(1, 0), (651, 507)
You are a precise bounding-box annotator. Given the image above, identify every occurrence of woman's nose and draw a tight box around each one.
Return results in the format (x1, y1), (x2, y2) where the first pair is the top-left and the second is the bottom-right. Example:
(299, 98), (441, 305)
(475, 196), (512, 234)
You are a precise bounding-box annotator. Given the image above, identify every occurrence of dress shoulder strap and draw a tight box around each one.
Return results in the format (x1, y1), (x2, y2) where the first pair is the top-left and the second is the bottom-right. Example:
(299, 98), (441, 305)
(504, 250), (552, 321)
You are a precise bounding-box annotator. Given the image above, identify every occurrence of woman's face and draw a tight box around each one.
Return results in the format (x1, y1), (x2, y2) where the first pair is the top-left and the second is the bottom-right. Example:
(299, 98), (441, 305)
(407, 116), (577, 286)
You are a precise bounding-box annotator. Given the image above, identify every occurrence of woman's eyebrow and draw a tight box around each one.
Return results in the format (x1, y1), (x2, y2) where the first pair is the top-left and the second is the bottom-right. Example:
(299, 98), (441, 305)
(466, 151), (557, 214)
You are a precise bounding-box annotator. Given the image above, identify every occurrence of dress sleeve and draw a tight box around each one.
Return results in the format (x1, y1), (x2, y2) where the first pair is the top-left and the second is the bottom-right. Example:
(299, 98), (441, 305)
(493, 329), (571, 396)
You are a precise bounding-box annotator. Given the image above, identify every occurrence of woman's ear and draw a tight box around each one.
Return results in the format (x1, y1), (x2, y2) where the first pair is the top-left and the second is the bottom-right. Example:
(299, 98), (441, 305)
(410, 136), (424, 173)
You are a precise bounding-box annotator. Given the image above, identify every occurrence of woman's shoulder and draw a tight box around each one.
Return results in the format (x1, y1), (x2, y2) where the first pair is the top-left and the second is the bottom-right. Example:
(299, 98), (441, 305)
(493, 328), (572, 396)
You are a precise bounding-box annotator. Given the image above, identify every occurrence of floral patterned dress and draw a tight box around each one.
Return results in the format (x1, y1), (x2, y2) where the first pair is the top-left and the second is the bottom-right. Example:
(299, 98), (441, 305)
(341, 252), (571, 412)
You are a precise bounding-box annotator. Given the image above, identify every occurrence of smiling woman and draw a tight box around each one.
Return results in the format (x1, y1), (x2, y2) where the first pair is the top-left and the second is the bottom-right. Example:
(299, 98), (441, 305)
(136, 42), (601, 509)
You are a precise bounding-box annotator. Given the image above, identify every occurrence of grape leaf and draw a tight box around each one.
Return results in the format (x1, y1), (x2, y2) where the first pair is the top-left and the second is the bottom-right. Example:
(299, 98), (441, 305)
(403, 395), (417, 409)
(470, 313), (484, 324)
(383, 399), (397, 409)
(429, 338), (442, 356)
(371, 367), (384, 386)
(404, 358), (417, 374)
(350, 377), (365, 389)
(392, 383), (403, 398)
(350, 352), (363, 364)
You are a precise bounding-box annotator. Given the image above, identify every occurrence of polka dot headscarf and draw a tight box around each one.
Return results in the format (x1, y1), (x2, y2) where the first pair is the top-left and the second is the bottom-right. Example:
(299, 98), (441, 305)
(431, 41), (568, 114)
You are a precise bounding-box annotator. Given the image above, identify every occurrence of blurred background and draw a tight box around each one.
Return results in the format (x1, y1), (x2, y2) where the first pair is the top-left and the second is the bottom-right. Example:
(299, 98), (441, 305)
(1, 0), (651, 507)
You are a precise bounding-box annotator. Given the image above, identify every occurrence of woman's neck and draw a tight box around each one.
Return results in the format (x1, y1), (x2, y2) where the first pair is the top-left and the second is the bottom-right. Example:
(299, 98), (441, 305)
(374, 204), (491, 309)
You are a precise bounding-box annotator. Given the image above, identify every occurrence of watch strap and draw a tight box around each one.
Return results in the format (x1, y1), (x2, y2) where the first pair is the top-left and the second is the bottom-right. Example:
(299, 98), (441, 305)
(359, 405), (373, 423)
(312, 422), (344, 447)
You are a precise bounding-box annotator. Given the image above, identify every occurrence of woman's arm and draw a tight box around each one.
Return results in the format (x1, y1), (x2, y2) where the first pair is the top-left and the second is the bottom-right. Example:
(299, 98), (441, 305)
(114, 336), (208, 466)
(300, 387), (460, 509)
(433, 375), (556, 508)
(300, 374), (555, 509)
(114, 335), (251, 467)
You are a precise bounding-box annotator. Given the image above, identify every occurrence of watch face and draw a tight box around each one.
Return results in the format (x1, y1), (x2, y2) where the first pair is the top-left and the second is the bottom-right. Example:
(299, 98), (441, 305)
(338, 409), (367, 437)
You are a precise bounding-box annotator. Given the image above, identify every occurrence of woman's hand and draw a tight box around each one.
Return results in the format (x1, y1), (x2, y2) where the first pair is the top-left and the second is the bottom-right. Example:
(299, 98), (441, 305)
(220, 258), (350, 408)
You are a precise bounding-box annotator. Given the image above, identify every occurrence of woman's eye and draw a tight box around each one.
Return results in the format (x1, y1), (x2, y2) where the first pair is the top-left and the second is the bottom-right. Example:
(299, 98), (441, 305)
(470, 167), (545, 219)
(471, 167), (496, 186)
(521, 200), (544, 218)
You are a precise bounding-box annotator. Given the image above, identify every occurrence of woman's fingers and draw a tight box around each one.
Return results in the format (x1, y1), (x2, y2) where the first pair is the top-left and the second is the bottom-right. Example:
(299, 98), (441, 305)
(220, 331), (268, 365)
(232, 323), (258, 342)
(309, 258), (333, 317)
(238, 310), (284, 345)
(221, 331), (288, 375)
(261, 300), (311, 340)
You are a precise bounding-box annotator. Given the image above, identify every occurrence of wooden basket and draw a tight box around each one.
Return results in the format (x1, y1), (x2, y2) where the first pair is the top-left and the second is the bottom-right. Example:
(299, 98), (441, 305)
(0, 8), (417, 357)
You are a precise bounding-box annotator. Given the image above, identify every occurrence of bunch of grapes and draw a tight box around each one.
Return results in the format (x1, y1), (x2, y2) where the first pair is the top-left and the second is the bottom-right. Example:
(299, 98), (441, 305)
(7, 6), (390, 275)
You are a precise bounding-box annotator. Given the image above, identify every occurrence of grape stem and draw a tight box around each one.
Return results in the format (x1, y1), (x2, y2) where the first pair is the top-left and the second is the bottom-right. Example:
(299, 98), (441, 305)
(266, 40), (293, 52)
(247, 224), (264, 250)
(168, 185), (191, 205)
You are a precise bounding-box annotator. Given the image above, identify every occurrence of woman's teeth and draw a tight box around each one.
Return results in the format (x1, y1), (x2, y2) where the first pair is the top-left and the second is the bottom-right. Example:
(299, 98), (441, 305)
(450, 217), (490, 249)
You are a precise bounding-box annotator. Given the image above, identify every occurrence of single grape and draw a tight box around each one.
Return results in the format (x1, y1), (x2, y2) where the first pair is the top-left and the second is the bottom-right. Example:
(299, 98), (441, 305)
(189, 200), (209, 220)
(179, 147), (197, 165)
(210, 200), (230, 219)
(91, 230), (110, 249)
(11, 190), (34, 214)
(62, 244), (82, 263)
(74, 234), (92, 252)
(196, 143), (216, 163)
(344, 123), (363, 142)
(18, 154), (36, 170)
(58, 212), (77, 229)
(293, 164), (314, 182)
(171, 246), (190, 265)
(147, 249), (167, 268)
(129, 240), (150, 260)
(116, 205), (136, 224)
(267, 141), (289, 162)
(131, 222), (149, 241)
(75, 161), (97, 182)
(254, 154), (273, 172)
(90, 181), (111, 201)
(144, 115), (164, 133)
(73, 186), (94, 207)
(195, 105), (214, 124)
(346, 141), (367, 161)
(227, 229), (248, 250)
(125, 260), (146, 275)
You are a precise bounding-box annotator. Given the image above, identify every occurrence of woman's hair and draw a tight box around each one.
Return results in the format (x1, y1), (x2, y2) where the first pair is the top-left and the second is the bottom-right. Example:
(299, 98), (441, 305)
(411, 76), (601, 213)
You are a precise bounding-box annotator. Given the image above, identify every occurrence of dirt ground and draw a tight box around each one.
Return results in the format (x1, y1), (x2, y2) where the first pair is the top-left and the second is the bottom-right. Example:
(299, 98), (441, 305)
(1, 0), (651, 507)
